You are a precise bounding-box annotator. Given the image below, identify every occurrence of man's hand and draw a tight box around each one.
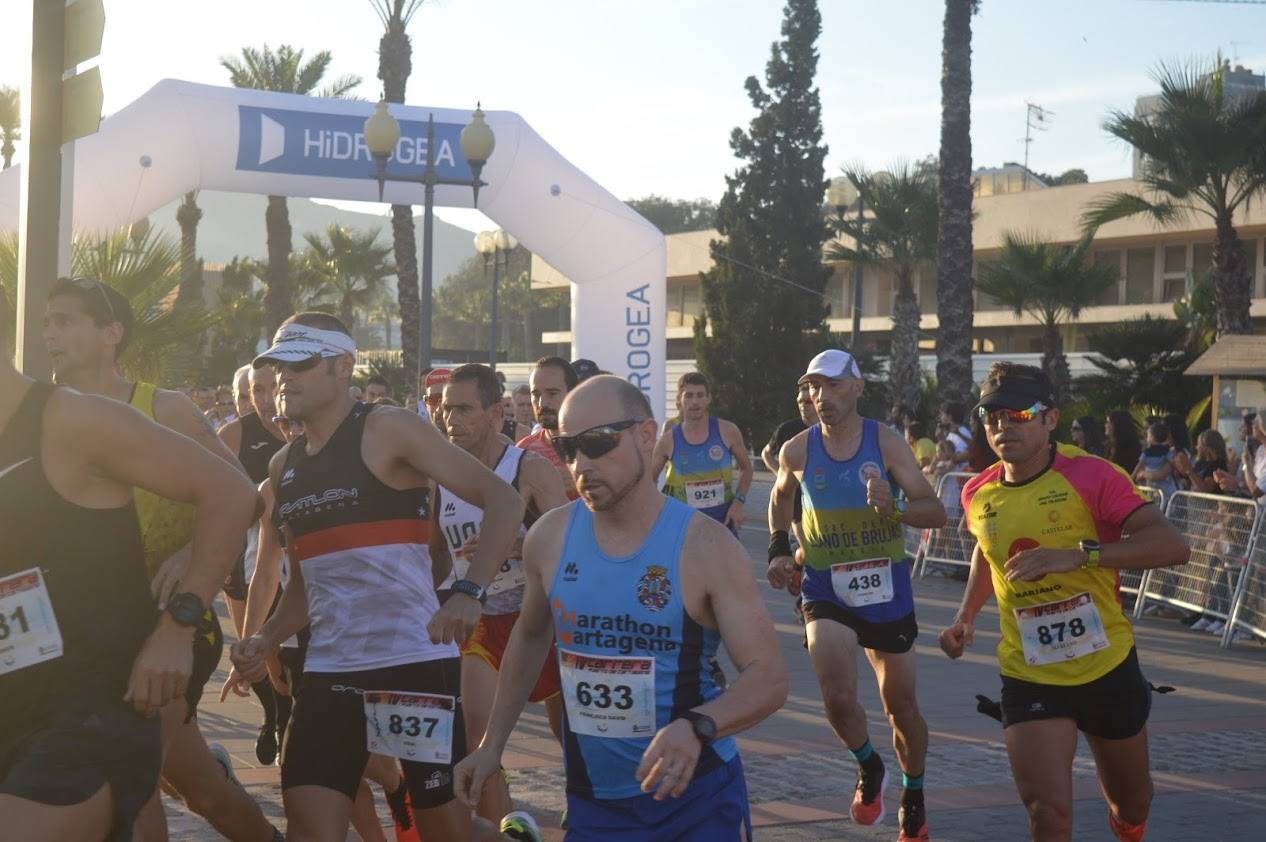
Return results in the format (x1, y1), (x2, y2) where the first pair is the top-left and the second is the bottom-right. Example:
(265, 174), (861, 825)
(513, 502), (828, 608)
(1004, 547), (1085, 582)
(230, 634), (273, 684)
(150, 547), (191, 610)
(453, 745), (503, 808)
(427, 592), (482, 645)
(939, 619), (974, 659)
(457, 534), (479, 559)
(866, 476), (895, 517)
(124, 621), (194, 717)
(724, 499), (745, 531)
(767, 555), (795, 590)
(218, 666), (254, 702)
(636, 718), (702, 801)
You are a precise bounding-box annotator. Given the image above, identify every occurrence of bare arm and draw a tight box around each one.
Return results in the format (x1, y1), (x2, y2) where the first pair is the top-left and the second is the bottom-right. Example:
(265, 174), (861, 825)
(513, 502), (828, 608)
(521, 452), (569, 517)
(217, 417), (243, 456)
(684, 519), (787, 736)
(428, 482), (453, 589)
(651, 433), (673, 484)
(940, 545), (994, 659)
(242, 482), (282, 640)
(1100, 504), (1190, 570)
(153, 390), (247, 476)
(768, 433), (805, 535)
(761, 442), (778, 474)
(877, 424), (947, 529)
(723, 421), (753, 499)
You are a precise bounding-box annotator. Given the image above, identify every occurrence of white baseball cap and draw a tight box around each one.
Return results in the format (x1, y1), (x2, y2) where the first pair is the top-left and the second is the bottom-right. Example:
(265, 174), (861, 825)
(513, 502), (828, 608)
(798, 349), (862, 384)
(253, 323), (358, 368)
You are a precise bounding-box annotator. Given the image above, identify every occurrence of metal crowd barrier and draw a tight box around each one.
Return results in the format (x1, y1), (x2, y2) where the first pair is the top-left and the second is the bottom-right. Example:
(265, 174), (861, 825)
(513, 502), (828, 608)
(1135, 491), (1262, 643)
(914, 472), (978, 578)
(1223, 512), (1266, 646)
(1120, 486), (1166, 611)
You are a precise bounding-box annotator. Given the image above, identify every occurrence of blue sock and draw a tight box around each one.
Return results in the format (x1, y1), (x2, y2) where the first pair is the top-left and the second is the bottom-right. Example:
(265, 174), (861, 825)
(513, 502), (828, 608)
(848, 739), (874, 763)
(902, 772), (924, 791)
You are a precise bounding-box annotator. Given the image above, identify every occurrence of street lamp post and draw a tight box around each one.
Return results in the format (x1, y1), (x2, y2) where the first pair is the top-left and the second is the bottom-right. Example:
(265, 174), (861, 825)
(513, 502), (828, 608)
(475, 229), (517, 371)
(363, 101), (495, 374)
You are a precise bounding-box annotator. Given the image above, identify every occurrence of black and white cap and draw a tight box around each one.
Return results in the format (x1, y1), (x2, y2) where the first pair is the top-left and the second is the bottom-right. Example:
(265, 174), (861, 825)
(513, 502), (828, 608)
(252, 323), (358, 368)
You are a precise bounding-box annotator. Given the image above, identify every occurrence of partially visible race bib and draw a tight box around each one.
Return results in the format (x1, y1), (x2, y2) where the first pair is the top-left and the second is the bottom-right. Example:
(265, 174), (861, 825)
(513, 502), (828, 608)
(831, 558), (894, 608)
(0, 567), (64, 676)
(364, 691), (455, 764)
(1015, 592), (1109, 666)
(684, 478), (725, 510)
(559, 649), (656, 739)
(449, 556), (528, 596)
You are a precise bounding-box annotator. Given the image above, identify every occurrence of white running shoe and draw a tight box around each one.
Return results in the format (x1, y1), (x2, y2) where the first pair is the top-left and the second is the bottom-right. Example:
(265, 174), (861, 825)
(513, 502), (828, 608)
(1207, 621), (1226, 635)
(208, 743), (240, 786)
(1191, 618), (1211, 631)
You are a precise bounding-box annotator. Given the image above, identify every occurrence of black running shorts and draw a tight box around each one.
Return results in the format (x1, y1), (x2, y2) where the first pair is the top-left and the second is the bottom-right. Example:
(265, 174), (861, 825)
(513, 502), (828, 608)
(0, 699), (162, 842)
(281, 658), (466, 810)
(1000, 647), (1151, 740)
(802, 601), (919, 654)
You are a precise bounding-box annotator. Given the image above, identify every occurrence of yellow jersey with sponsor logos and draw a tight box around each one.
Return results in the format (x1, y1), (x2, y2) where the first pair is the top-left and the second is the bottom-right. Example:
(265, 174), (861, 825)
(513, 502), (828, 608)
(961, 443), (1150, 686)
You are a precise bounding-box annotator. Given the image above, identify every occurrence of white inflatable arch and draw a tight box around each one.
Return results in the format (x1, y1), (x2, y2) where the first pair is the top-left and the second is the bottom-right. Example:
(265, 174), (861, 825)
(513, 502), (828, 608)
(0, 79), (666, 420)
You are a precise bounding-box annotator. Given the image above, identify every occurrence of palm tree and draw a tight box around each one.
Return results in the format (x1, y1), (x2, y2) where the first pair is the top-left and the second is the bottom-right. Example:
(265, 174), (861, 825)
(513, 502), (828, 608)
(220, 44), (361, 333)
(935, 0), (980, 404)
(301, 224), (396, 330)
(1084, 57), (1266, 336)
(174, 192), (204, 309)
(1, 229), (218, 384)
(828, 163), (938, 414)
(370, 0), (428, 388)
(975, 230), (1118, 403)
(0, 86), (19, 169)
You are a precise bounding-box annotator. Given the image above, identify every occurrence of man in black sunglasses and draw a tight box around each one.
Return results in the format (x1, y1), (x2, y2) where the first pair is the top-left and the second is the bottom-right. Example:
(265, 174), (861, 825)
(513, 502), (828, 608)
(43, 277), (285, 842)
(228, 312), (538, 842)
(456, 375), (788, 840)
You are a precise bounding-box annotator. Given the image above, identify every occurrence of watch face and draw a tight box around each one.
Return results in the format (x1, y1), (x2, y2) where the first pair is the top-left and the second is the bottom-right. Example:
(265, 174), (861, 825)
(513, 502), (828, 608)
(694, 715), (717, 741)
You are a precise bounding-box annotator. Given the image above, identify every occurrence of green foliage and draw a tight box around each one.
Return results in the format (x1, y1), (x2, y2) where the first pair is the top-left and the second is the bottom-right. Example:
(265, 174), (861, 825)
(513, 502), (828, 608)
(201, 258), (266, 386)
(0, 85), (19, 169)
(624, 196), (718, 234)
(299, 224), (396, 329)
(1, 230), (218, 386)
(433, 247), (561, 361)
(1172, 271), (1217, 352)
(976, 229), (1118, 401)
(1074, 315), (1208, 417)
(695, 0), (831, 447)
(220, 44), (361, 98)
(362, 355), (411, 401)
(1085, 55), (1266, 334)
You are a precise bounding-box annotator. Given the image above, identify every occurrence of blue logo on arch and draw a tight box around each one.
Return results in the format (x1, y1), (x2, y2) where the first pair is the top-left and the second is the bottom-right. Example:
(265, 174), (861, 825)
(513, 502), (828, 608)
(235, 105), (472, 181)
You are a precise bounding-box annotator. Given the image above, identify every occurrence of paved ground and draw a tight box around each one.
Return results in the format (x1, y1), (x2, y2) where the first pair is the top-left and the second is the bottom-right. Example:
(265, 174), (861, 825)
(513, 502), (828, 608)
(174, 474), (1266, 840)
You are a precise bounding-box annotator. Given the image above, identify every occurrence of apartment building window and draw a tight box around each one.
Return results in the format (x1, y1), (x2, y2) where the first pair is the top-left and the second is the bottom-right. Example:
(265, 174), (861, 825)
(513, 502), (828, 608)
(1125, 248), (1155, 304)
(1093, 249), (1122, 305)
(681, 283), (702, 326)
(1162, 244), (1187, 302)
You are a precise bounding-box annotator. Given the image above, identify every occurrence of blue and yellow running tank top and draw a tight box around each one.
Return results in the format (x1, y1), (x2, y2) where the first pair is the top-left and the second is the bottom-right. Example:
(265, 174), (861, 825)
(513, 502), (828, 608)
(662, 417), (733, 522)
(548, 498), (736, 799)
(799, 419), (914, 623)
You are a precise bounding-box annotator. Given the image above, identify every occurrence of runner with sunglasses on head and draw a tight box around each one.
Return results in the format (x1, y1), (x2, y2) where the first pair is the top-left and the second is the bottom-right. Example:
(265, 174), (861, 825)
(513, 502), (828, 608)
(768, 349), (946, 842)
(227, 312), (543, 842)
(41, 277), (284, 842)
(940, 362), (1190, 842)
(419, 368), (452, 430)
(430, 364), (569, 829)
(652, 372), (753, 534)
(455, 375), (788, 840)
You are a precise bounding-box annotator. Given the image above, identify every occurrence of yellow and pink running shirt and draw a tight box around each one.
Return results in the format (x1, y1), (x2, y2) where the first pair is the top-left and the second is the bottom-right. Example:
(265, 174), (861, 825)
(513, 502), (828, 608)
(961, 443), (1151, 687)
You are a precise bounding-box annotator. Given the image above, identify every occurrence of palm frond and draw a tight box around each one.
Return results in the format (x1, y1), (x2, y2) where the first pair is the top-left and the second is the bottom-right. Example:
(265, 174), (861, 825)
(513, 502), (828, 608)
(1080, 192), (1186, 232)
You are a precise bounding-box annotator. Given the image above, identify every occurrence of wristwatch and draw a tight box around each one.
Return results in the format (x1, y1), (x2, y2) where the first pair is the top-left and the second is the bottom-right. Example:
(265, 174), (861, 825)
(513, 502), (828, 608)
(678, 710), (717, 745)
(167, 592), (206, 627)
(893, 498), (908, 516)
(1078, 539), (1102, 569)
(734, 492), (747, 504)
(450, 579), (487, 604)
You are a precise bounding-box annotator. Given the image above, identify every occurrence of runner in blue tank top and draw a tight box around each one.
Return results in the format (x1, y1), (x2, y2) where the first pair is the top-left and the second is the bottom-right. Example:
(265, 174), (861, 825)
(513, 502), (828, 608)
(768, 350), (946, 842)
(652, 372), (753, 533)
(456, 375), (788, 841)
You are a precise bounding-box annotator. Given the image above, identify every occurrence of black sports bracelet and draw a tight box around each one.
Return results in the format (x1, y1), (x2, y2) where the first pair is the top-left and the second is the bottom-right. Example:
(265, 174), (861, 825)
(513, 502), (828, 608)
(768, 530), (792, 564)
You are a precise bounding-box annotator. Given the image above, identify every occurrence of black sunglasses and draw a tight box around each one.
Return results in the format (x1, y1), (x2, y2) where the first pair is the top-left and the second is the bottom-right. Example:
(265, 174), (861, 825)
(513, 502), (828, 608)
(552, 419), (642, 463)
(69, 276), (118, 324)
(271, 355), (323, 374)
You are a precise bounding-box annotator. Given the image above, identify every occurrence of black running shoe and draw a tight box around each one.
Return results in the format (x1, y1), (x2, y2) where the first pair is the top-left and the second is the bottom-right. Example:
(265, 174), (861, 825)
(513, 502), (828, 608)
(850, 759), (887, 825)
(255, 725), (277, 766)
(899, 791), (930, 841)
(384, 779), (413, 832)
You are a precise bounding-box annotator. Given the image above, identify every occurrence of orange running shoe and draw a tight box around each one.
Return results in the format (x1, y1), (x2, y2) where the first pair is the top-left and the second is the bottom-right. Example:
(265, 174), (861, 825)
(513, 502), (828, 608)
(1109, 812), (1146, 842)
(851, 765), (887, 825)
(898, 797), (930, 841)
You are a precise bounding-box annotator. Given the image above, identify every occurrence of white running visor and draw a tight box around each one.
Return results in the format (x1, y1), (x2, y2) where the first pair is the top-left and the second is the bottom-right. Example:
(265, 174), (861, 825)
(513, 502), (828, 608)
(253, 323), (358, 368)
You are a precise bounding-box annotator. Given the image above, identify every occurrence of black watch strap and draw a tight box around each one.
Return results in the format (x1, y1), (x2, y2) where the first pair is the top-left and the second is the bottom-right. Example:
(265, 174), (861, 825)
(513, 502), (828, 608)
(679, 709), (717, 745)
(450, 579), (487, 604)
